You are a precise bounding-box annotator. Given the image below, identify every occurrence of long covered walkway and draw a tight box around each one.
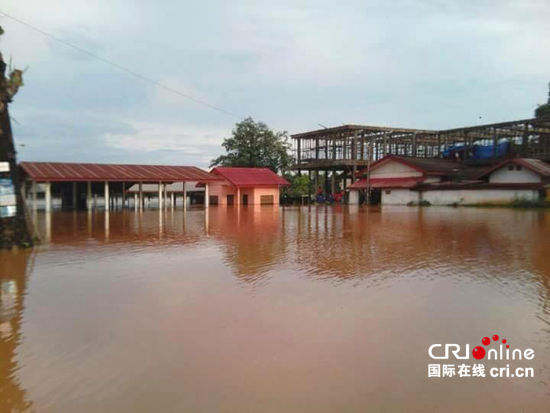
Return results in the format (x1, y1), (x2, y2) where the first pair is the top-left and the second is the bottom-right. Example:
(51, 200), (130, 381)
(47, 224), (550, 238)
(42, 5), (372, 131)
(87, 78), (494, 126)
(20, 161), (220, 212)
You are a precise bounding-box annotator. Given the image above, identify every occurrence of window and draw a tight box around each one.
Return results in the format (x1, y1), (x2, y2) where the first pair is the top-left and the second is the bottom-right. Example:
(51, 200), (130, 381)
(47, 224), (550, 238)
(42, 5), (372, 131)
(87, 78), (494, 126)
(260, 195), (274, 205)
(209, 195), (218, 205)
(508, 165), (514, 171)
(516, 165), (522, 171)
(385, 190), (391, 195)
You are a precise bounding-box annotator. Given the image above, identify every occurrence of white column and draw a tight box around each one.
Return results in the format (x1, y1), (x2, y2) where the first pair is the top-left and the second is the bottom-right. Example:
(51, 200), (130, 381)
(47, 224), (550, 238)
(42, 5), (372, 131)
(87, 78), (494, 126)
(183, 183), (187, 211)
(104, 181), (110, 211)
(236, 187), (240, 206)
(32, 180), (37, 211)
(138, 182), (143, 211)
(44, 182), (52, 212)
(170, 191), (174, 209)
(87, 181), (92, 210)
(134, 193), (138, 211)
(204, 183), (209, 208)
(348, 189), (359, 205)
(158, 182), (163, 209)
(72, 182), (77, 209)
(122, 182), (126, 208)
(163, 184), (168, 210)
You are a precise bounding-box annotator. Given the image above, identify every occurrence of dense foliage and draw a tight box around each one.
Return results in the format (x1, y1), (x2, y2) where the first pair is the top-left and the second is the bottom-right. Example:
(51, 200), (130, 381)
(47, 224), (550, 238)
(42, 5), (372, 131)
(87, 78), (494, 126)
(211, 117), (292, 173)
(283, 173), (312, 198)
(535, 82), (550, 120)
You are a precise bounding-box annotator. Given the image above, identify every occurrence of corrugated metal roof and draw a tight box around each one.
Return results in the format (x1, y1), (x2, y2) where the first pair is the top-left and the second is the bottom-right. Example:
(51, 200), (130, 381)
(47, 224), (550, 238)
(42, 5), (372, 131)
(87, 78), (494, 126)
(211, 167), (289, 187)
(363, 155), (467, 176)
(20, 162), (219, 182)
(477, 158), (550, 179)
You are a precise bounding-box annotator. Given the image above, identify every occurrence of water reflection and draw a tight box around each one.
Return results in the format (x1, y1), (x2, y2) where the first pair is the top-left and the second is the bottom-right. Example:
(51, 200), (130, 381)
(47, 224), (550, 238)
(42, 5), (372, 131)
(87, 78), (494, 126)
(0, 250), (33, 412)
(6, 206), (550, 412)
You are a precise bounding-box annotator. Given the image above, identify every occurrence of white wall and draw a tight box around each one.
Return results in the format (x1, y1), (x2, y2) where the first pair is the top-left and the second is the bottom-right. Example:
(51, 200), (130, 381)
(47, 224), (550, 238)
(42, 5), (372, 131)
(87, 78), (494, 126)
(489, 166), (541, 184)
(380, 188), (540, 206)
(371, 161), (422, 179)
(381, 189), (419, 205)
(349, 190), (359, 204)
(422, 189), (539, 205)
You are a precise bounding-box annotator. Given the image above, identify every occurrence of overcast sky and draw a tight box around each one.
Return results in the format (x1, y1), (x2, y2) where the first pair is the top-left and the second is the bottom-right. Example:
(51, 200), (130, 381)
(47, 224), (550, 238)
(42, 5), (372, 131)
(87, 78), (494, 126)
(1, 0), (549, 168)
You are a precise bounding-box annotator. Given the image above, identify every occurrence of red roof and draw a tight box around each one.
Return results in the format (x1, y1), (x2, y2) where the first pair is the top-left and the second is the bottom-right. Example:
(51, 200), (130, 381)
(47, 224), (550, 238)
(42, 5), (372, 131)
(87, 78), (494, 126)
(211, 167), (289, 187)
(357, 155), (467, 177)
(20, 161), (219, 182)
(477, 158), (550, 180)
(349, 177), (422, 189)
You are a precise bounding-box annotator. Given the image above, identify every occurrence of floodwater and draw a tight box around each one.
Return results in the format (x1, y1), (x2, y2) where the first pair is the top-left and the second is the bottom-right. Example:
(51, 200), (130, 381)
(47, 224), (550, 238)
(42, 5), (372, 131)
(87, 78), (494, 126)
(1, 205), (550, 412)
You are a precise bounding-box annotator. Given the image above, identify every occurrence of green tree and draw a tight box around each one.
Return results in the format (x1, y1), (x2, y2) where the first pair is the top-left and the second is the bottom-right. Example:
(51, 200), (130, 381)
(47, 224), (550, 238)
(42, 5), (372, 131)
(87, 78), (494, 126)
(211, 117), (292, 173)
(283, 173), (312, 198)
(535, 82), (550, 120)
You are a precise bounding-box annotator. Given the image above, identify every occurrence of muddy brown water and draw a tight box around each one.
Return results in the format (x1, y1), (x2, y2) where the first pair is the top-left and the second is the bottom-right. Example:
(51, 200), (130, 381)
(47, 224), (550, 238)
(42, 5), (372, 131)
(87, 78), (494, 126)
(1, 206), (550, 412)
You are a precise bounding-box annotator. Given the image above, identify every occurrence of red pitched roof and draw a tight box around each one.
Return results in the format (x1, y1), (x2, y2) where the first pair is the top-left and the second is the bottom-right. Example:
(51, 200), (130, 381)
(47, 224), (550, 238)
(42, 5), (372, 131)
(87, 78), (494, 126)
(477, 158), (550, 180)
(357, 155), (467, 177)
(211, 167), (289, 187)
(20, 161), (219, 182)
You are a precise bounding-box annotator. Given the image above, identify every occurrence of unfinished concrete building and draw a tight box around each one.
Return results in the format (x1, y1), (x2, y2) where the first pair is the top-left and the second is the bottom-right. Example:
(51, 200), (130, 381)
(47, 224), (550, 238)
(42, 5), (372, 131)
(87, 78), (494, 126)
(291, 117), (550, 194)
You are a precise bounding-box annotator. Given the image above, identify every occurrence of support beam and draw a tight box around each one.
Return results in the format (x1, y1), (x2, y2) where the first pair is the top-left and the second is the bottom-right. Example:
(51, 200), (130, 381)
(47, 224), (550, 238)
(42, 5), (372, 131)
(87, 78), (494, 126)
(87, 181), (92, 210)
(204, 183), (209, 208)
(32, 180), (37, 211)
(72, 182), (77, 209)
(158, 182), (163, 209)
(44, 182), (52, 212)
(104, 181), (110, 211)
(170, 191), (174, 209)
(134, 193), (138, 211)
(139, 182), (143, 211)
(183, 183), (187, 211)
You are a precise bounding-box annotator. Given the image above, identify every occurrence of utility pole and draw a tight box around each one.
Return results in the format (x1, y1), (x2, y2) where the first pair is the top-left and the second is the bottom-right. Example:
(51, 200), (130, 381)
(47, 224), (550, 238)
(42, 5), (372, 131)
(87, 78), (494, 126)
(0, 26), (33, 248)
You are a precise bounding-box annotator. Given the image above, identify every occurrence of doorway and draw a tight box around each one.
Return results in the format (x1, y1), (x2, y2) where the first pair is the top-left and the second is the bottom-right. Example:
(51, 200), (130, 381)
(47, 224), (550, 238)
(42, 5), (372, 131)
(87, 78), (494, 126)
(226, 194), (234, 206)
(242, 194), (248, 205)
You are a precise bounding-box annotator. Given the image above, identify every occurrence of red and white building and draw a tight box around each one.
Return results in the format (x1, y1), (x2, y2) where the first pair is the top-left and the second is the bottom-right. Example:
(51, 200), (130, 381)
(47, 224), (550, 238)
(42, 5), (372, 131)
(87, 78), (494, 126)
(206, 167), (289, 206)
(349, 155), (550, 205)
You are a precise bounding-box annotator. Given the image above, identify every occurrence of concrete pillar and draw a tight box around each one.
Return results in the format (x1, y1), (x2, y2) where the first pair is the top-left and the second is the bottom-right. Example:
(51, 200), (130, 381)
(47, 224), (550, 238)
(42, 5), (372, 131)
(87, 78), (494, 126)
(237, 187), (241, 206)
(158, 182), (163, 209)
(87, 181), (92, 210)
(31, 180), (37, 211)
(170, 191), (175, 209)
(122, 182), (126, 208)
(183, 183), (187, 211)
(44, 182), (52, 212)
(134, 193), (138, 211)
(104, 181), (110, 211)
(138, 182), (143, 211)
(164, 184), (168, 209)
(72, 182), (77, 209)
(349, 189), (359, 205)
(204, 183), (209, 208)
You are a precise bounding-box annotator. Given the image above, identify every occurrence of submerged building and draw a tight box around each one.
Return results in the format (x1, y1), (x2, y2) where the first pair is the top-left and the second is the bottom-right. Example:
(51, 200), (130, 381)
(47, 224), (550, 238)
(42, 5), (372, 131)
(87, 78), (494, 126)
(348, 155), (550, 205)
(291, 117), (550, 196)
(206, 167), (289, 206)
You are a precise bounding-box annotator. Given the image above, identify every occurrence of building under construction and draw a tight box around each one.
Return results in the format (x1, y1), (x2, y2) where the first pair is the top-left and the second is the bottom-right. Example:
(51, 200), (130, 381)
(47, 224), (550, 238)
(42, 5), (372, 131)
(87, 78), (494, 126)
(291, 117), (550, 194)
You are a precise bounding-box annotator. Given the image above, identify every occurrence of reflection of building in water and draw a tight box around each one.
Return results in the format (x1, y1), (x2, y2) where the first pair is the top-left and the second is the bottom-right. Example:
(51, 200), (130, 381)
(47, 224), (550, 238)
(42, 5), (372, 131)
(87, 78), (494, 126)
(208, 206), (287, 282)
(0, 250), (32, 412)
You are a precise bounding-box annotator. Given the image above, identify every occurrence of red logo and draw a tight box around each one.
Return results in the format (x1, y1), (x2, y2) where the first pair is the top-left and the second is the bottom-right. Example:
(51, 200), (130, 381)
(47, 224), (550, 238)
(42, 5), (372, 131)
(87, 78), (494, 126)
(472, 334), (508, 360)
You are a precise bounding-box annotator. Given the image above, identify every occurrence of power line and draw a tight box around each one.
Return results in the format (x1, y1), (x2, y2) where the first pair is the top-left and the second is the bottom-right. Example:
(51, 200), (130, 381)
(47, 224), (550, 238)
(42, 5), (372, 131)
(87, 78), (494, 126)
(0, 10), (243, 120)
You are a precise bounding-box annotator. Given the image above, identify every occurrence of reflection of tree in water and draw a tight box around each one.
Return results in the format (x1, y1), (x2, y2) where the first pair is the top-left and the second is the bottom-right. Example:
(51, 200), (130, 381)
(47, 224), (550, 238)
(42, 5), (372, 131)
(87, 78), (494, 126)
(0, 250), (33, 412)
(208, 207), (287, 283)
